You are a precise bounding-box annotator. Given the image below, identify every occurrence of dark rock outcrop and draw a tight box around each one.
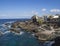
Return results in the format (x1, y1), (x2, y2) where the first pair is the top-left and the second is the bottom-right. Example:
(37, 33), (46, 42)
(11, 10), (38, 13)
(52, 37), (60, 46)
(9, 28), (20, 33)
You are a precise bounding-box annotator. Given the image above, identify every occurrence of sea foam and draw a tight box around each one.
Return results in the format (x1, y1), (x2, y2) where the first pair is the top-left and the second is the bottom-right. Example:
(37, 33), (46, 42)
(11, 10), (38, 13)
(3, 31), (10, 34)
(20, 31), (24, 35)
(2, 31), (24, 36)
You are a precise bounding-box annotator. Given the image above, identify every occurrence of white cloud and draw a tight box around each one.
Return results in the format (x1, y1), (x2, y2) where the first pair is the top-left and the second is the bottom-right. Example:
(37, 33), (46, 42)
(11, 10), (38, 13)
(42, 8), (46, 12)
(50, 9), (60, 12)
(32, 11), (38, 15)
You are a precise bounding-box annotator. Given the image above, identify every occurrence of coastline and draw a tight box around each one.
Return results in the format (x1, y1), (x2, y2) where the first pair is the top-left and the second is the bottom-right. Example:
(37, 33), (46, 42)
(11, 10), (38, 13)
(0, 15), (60, 46)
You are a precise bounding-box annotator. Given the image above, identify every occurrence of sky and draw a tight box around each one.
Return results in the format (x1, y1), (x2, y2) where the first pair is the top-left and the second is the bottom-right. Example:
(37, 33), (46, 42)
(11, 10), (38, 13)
(0, 0), (60, 19)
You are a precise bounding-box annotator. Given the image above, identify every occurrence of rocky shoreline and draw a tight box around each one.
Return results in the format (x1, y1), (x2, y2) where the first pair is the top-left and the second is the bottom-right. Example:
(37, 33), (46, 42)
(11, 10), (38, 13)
(4, 20), (59, 42)
(0, 15), (60, 44)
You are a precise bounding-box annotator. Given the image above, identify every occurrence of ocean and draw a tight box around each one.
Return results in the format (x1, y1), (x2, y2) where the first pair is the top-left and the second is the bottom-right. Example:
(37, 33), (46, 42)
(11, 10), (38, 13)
(0, 19), (53, 46)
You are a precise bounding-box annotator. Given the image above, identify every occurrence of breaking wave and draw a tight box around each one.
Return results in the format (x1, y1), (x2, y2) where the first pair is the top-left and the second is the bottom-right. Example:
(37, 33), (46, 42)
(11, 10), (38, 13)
(1, 31), (25, 36)
(3, 31), (11, 34)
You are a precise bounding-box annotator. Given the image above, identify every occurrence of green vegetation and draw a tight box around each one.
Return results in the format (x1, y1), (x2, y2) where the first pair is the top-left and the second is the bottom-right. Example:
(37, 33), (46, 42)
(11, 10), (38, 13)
(37, 19), (43, 25)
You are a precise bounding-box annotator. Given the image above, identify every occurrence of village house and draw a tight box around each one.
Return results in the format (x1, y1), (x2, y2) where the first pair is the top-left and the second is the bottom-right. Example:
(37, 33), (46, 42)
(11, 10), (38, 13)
(44, 14), (60, 28)
(31, 15), (39, 23)
(31, 15), (43, 25)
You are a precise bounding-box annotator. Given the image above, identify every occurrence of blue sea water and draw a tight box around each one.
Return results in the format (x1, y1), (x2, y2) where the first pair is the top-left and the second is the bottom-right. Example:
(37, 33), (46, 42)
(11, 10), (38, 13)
(0, 19), (53, 46)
